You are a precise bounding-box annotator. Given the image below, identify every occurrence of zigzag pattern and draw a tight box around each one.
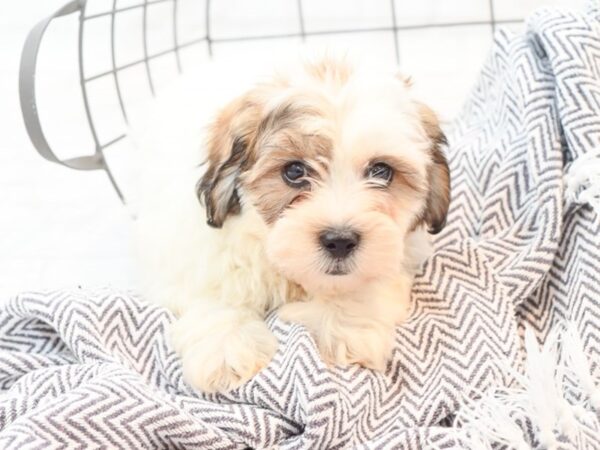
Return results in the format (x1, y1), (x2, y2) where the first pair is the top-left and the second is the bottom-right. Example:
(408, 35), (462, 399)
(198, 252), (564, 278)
(2, 2), (600, 448)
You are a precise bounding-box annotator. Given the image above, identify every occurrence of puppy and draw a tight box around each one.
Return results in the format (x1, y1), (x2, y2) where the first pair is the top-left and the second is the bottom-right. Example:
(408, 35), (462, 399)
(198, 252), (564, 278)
(135, 57), (450, 393)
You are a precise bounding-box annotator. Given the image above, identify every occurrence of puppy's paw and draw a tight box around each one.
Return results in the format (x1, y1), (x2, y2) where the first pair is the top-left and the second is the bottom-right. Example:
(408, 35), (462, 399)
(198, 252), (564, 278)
(317, 324), (395, 372)
(279, 301), (395, 372)
(171, 313), (278, 393)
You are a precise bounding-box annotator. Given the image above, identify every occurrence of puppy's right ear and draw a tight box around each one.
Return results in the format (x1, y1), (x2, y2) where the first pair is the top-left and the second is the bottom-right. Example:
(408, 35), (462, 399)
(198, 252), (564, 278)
(197, 94), (262, 228)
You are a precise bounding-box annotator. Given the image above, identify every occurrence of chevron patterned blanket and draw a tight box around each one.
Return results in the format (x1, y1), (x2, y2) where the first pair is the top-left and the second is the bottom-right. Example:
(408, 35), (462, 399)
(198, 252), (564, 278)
(2, 4), (600, 450)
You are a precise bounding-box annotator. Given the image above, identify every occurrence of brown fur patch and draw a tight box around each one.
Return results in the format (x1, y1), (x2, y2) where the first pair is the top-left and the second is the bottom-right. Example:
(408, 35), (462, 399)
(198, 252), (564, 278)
(197, 72), (339, 227)
(197, 89), (269, 227)
(365, 155), (427, 195)
(244, 115), (333, 224)
(414, 102), (451, 234)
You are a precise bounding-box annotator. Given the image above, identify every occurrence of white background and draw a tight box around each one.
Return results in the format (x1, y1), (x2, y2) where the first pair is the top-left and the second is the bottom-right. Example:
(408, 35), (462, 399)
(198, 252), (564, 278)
(0, 0), (585, 300)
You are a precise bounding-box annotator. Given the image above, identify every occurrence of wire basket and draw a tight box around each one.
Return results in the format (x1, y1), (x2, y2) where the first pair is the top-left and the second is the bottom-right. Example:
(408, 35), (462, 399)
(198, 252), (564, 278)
(19, 0), (517, 203)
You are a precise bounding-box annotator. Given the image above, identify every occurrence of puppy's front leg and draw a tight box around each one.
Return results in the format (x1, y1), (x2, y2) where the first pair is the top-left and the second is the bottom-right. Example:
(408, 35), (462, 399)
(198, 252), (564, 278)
(279, 300), (395, 371)
(171, 301), (277, 393)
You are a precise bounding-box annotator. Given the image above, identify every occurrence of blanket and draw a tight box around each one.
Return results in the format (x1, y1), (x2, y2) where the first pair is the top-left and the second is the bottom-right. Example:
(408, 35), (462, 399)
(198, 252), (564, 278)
(2, 3), (600, 448)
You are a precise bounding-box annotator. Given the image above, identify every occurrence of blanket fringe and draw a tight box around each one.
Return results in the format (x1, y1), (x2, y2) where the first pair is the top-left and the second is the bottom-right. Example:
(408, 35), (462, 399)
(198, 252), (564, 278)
(430, 323), (600, 450)
(564, 151), (600, 212)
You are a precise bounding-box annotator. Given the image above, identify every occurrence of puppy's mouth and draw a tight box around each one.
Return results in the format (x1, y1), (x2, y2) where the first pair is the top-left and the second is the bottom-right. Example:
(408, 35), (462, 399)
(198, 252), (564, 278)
(324, 259), (353, 276)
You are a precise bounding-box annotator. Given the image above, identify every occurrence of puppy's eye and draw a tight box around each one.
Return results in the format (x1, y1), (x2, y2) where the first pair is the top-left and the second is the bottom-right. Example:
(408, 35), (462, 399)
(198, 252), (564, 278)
(366, 162), (393, 184)
(282, 161), (308, 187)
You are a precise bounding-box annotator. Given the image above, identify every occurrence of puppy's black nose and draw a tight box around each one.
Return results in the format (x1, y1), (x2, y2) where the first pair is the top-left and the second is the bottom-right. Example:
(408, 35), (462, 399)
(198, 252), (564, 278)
(319, 229), (360, 259)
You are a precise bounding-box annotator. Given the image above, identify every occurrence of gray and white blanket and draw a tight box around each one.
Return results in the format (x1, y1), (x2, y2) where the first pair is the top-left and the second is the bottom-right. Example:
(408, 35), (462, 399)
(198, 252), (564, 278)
(2, 3), (600, 449)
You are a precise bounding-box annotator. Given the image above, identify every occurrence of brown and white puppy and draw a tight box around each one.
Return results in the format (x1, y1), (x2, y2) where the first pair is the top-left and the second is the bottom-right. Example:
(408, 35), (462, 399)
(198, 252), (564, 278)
(136, 58), (450, 393)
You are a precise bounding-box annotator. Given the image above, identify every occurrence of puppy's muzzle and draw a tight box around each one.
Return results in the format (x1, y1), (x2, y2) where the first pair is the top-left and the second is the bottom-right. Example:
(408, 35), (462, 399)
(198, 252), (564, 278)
(319, 228), (360, 259)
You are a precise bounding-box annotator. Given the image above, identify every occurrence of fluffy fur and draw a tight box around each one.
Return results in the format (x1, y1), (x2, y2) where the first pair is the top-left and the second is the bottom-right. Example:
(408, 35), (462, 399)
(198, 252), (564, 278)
(135, 57), (450, 393)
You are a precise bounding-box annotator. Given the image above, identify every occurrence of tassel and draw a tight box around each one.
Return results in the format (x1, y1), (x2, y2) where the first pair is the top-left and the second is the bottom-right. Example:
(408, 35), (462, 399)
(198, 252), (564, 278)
(443, 323), (600, 449)
(564, 150), (600, 211)
(561, 323), (600, 410)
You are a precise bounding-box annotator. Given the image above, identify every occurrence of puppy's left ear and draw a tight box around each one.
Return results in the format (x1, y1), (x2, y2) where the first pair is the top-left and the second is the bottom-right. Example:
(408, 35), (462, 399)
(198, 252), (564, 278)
(416, 102), (451, 235)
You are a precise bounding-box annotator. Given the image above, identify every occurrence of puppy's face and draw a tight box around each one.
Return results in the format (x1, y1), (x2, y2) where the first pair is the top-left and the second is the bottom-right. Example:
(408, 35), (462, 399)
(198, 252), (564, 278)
(198, 60), (450, 295)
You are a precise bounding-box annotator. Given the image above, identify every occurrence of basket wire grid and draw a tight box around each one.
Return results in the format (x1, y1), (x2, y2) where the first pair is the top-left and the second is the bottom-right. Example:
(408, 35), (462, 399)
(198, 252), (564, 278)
(20, 0), (519, 202)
